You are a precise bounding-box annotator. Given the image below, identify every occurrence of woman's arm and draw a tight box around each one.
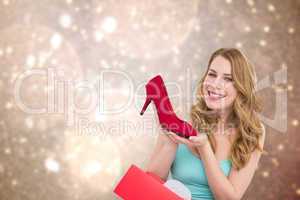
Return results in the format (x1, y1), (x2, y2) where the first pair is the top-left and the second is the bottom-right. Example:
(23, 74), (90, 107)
(196, 126), (266, 200)
(168, 125), (266, 200)
(145, 130), (178, 181)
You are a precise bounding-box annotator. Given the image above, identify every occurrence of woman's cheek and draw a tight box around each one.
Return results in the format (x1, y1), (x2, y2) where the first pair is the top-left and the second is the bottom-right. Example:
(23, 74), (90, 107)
(226, 89), (237, 105)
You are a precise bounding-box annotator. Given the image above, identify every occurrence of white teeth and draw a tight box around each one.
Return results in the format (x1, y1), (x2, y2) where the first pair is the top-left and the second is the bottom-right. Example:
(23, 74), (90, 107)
(208, 91), (225, 98)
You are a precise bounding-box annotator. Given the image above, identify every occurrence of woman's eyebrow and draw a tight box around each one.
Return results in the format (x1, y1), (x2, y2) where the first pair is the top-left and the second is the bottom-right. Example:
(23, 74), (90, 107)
(209, 69), (232, 76)
(208, 69), (217, 73)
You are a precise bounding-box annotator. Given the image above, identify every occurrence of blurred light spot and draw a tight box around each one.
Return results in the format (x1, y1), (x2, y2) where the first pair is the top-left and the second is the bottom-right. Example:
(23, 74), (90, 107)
(292, 119), (298, 127)
(45, 158), (60, 173)
(288, 27), (295, 34)
(50, 33), (63, 49)
(247, 0), (254, 7)
(59, 14), (72, 28)
(11, 179), (18, 186)
(271, 158), (279, 167)
(5, 101), (13, 109)
(139, 65), (146, 72)
(178, 75), (184, 82)
(129, 7), (137, 17)
(268, 4), (276, 12)
(277, 144), (284, 151)
(96, 6), (103, 13)
(235, 42), (242, 48)
(194, 25), (201, 32)
(101, 16), (118, 33)
(132, 23), (139, 30)
(81, 160), (102, 178)
(262, 171), (269, 178)
(162, 33), (170, 41)
(287, 84), (293, 91)
(4, 148), (11, 155)
(51, 59), (58, 65)
(217, 32), (224, 37)
(105, 158), (121, 175)
(100, 59), (110, 69)
(5, 46), (13, 54)
(144, 52), (152, 59)
(65, 153), (77, 161)
(244, 26), (251, 32)
(25, 117), (34, 129)
(75, 7), (80, 12)
(296, 188), (300, 196)
(94, 30), (104, 42)
(263, 25), (270, 33)
(80, 29), (88, 40)
(19, 137), (28, 144)
(3, 0), (9, 6)
(172, 47), (180, 55)
(259, 39), (267, 46)
(71, 25), (78, 31)
(26, 54), (36, 67)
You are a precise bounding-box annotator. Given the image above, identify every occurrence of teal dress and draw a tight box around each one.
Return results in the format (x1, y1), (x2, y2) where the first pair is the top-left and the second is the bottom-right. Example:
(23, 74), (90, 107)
(171, 144), (232, 200)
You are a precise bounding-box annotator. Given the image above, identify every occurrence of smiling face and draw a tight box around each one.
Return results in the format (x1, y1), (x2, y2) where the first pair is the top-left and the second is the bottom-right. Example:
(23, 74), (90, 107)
(202, 55), (237, 112)
(191, 48), (263, 170)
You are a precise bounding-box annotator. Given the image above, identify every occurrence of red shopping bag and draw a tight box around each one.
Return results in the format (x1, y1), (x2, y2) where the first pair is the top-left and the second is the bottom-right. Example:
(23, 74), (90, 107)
(114, 165), (183, 200)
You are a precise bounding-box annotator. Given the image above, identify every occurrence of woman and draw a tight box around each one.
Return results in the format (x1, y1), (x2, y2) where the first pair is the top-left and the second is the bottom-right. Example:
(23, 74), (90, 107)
(145, 48), (266, 200)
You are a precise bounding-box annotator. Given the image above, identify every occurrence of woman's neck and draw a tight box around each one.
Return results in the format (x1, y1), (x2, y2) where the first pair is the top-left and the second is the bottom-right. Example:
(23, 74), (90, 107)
(215, 108), (235, 135)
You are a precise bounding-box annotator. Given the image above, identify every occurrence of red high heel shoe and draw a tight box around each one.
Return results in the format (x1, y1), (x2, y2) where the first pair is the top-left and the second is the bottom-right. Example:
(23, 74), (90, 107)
(140, 75), (198, 138)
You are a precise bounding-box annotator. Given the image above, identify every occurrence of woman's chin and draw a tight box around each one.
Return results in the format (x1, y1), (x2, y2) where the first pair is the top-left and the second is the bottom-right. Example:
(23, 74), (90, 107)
(205, 101), (228, 111)
(205, 102), (221, 110)
(208, 106), (222, 111)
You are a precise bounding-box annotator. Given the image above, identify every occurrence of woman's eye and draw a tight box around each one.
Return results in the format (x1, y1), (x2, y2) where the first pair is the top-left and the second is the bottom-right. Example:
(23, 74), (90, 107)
(224, 77), (233, 82)
(208, 73), (216, 77)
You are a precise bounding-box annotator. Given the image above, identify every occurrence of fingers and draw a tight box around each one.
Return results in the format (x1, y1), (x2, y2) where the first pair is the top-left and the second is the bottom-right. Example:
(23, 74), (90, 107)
(169, 135), (178, 144)
(160, 128), (168, 134)
(172, 134), (191, 145)
(166, 133), (178, 142)
(189, 135), (202, 141)
(165, 132), (183, 143)
(160, 129), (193, 145)
(190, 133), (207, 140)
(188, 134), (209, 147)
(165, 132), (176, 137)
(160, 129), (179, 144)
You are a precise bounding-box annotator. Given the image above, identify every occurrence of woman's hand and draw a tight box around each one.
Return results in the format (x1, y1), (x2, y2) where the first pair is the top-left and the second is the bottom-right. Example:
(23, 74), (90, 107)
(159, 128), (179, 148)
(164, 132), (209, 158)
(166, 132), (209, 147)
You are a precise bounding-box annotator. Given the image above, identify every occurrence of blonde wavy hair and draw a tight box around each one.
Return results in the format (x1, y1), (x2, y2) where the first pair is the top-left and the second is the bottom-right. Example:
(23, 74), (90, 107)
(190, 48), (265, 170)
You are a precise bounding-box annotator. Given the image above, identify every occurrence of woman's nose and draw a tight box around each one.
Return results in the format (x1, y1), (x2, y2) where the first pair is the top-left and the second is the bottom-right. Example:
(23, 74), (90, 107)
(211, 77), (225, 89)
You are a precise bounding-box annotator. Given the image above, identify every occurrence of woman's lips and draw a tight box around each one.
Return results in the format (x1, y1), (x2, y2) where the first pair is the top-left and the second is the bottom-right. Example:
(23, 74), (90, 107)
(207, 90), (226, 100)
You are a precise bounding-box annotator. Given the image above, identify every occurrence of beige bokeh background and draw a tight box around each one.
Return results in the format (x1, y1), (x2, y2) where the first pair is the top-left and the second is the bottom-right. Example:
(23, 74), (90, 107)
(0, 0), (299, 199)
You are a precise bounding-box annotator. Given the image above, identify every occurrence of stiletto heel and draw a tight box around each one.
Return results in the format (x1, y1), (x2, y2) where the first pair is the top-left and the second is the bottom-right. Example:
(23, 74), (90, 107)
(140, 75), (198, 138)
(140, 96), (151, 115)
